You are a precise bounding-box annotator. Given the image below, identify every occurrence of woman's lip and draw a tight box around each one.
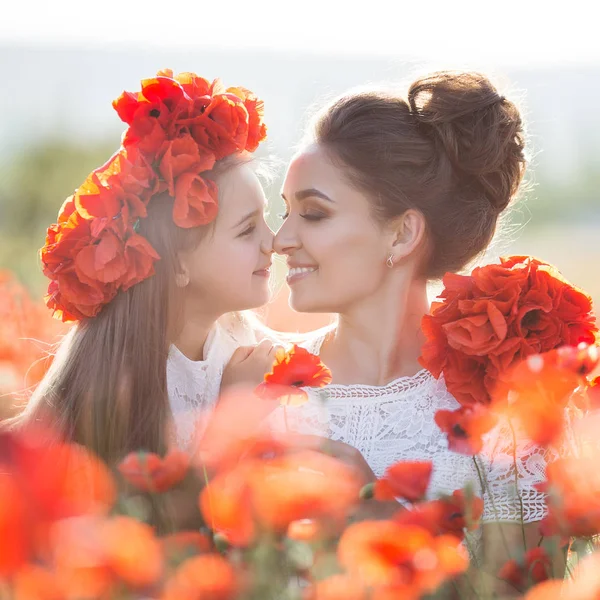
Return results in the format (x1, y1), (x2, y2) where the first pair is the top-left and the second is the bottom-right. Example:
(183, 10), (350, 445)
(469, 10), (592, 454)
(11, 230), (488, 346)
(286, 267), (318, 284)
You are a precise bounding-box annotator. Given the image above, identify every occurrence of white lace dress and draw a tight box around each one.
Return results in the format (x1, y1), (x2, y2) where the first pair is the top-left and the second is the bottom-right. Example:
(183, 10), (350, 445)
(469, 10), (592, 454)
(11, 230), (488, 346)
(167, 313), (262, 450)
(268, 329), (551, 532)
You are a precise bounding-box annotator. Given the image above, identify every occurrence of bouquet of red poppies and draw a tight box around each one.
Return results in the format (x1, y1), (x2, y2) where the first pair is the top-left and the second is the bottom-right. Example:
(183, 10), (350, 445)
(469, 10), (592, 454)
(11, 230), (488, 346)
(420, 256), (597, 408)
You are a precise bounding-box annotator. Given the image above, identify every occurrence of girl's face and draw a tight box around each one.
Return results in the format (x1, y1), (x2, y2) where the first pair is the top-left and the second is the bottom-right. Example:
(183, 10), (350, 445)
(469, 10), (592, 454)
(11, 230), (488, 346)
(180, 164), (274, 316)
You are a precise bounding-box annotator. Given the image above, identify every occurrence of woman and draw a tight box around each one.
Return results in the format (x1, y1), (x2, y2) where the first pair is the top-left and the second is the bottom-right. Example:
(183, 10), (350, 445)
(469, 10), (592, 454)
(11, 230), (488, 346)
(9, 70), (278, 464)
(271, 71), (564, 590)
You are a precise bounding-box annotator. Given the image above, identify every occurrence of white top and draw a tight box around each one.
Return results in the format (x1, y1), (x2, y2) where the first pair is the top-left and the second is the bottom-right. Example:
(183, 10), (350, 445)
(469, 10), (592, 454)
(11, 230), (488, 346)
(166, 312), (261, 449)
(268, 327), (552, 527)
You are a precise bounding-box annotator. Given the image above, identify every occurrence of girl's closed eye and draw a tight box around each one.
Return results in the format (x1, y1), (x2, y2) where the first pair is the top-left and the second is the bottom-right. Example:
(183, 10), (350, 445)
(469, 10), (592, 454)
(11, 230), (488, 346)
(238, 224), (256, 237)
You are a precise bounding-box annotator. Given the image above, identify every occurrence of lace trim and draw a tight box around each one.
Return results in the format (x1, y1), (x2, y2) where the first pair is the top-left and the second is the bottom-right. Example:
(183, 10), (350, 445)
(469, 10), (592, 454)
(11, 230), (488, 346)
(318, 369), (435, 399)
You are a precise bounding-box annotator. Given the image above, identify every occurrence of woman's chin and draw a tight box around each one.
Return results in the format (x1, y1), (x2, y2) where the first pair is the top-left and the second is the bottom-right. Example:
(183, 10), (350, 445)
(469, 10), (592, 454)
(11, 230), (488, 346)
(288, 294), (328, 315)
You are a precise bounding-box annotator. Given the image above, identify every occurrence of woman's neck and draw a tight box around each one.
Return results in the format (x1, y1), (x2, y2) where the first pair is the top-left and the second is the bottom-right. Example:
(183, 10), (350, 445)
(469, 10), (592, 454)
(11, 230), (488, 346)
(320, 274), (430, 386)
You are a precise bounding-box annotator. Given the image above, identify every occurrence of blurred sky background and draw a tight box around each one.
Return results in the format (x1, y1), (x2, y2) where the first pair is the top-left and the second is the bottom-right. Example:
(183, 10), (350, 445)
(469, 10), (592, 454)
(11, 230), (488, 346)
(1, 0), (599, 331)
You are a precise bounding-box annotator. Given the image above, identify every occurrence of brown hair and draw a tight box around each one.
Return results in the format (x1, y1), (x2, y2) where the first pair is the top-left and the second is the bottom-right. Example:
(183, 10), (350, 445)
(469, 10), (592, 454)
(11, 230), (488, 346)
(9, 156), (249, 467)
(312, 71), (527, 277)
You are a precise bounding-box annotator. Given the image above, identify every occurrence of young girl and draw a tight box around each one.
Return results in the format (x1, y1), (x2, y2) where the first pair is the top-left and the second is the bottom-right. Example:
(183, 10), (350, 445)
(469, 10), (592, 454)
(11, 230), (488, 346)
(10, 70), (278, 464)
(272, 71), (571, 592)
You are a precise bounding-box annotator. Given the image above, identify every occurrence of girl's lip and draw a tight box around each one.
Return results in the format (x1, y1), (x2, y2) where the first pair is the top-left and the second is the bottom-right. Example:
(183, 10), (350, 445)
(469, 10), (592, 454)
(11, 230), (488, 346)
(253, 268), (271, 277)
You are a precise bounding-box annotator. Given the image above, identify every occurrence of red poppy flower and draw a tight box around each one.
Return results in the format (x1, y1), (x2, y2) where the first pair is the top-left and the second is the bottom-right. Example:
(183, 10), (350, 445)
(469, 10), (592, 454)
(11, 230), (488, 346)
(256, 345), (332, 404)
(374, 461), (433, 503)
(173, 171), (219, 228)
(0, 427), (115, 576)
(42, 69), (268, 321)
(118, 449), (190, 493)
(0, 472), (30, 577)
(420, 256), (597, 407)
(395, 489), (484, 540)
(499, 547), (551, 590)
(493, 346), (595, 447)
(157, 133), (216, 197)
(435, 405), (497, 455)
(226, 86), (267, 152)
(338, 521), (468, 598)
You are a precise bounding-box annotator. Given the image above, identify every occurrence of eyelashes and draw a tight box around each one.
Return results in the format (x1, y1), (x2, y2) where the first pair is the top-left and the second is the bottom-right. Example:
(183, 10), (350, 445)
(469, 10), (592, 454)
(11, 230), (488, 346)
(278, 212), (325, 222)
(238, 224), (256, 237)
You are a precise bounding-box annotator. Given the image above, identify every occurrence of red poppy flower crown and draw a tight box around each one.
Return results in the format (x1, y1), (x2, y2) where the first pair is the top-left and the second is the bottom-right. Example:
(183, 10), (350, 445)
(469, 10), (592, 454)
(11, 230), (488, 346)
(40, 69), (267, 322)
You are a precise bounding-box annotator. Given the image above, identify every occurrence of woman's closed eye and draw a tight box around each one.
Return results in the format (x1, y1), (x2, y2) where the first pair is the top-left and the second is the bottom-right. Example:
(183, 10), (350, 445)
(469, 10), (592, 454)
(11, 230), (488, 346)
(300, 211), (326, 221)
(278, 210), (326, 221)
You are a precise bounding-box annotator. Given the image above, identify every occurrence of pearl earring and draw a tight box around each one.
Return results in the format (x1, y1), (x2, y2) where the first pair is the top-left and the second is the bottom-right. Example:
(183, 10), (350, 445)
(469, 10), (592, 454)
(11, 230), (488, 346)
(386, 254), (394, 268)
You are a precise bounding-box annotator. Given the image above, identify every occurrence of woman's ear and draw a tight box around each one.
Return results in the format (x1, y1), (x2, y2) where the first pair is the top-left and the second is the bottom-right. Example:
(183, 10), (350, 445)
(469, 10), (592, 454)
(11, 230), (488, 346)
(388, 209), (427, 264)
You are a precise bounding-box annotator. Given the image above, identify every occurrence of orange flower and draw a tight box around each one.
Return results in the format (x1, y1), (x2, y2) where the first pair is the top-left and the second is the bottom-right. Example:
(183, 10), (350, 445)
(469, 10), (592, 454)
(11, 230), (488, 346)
(12, 564), (65, 600)
(499, 547), (551, 590)
(3, 427), (115, 521)
(435, 405), (497, 455)
(537, 457), (600, 537)
(50, 517), (115, 599)
(309, 574), (368, 600)
(162, 554), (238, 600)
(0, 271), (67, 399)
(118, 449), (190, 493)
(194, 387), (287, 474)
(256, 345), (332, 403)
(199, 462), (256, 547)
(249, 450), (362, 534)
(420, 256), (597, 407)
(338, 521), (467, 599)
(374, 460), (432, 503)
(99, 517), (163, 589)
(0, 426), (115, 576)
(493, 346), (596, 446)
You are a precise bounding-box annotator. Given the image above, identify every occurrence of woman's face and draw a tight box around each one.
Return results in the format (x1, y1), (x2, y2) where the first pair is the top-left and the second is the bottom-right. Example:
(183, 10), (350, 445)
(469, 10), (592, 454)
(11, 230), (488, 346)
(180, 164), (274, 315)
(274, 144), (393, 314)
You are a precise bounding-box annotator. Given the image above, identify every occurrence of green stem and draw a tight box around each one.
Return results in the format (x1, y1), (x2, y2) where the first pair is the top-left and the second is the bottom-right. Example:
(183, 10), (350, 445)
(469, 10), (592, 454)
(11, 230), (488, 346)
(509, 421), (527, 550)
(472, 455), (512, 560)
